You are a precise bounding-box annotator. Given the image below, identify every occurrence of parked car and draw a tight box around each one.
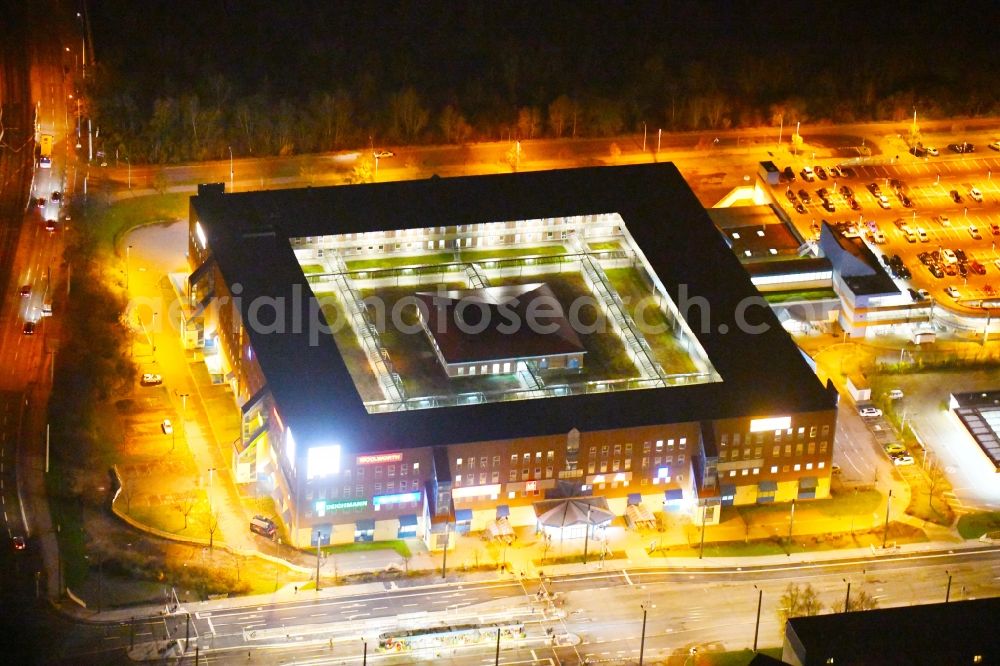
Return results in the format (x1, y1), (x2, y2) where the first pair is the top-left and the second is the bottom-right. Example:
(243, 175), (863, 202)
(888, 388), (905, 400)
(938, 214), (950, 226)
(22, 321), (35, 335)
(884, 443), (907, 455)
(925, 146), (939, 156)
(849, 197), (861, 211)
(858, 406), (882, 418)
(829, 166), (843, 178)
(917, 228), (928, 242)
(785, 189), (797, 202)
(950, 190), (962, 203)
(19, 285), (30, 297)
(969, 187), (983, 203)
(782, 166), (795, 182)
(989, 141), (1000, 152)
(795, 203), (806, 214)
(877, 195), (891, 209)
(892, 454), (915, 466)
(991, 223), (1000, 236)
(941, 249), (958, 264)
(918, 289), (930, 300)
(140, 373), (163, 386)
(44, 219), (58, 232)
(12, 536), (26, 551)
(161, 419), (173, 435)
(969, 225), (982, 240)
(798, 189), (811, 203)
(800, 166), (816, 182)
(945, 286), (960, 299)
(815, 166), (828, 180)
(969, 261), (986, 275)
(867, 182), (881, 195)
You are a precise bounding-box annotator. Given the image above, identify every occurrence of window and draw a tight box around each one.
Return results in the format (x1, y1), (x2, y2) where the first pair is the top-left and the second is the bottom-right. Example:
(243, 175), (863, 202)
(793, 464), (801, 471)
(509, 470), (517, 481)
(625, 443), (632, 455)
(770, 465), (778, 473)
(807, 442), (816, 455)
(795, 443), (804, 456)
(821, 425), (830, 436)
(522, 469), (529, 480)
(805, 463), (813, 470)
(775, 430), (782, 442)
(388, 465), (395, 477)
(741, 469), (749, 476)
(455, 474), (462, 486)
(587, 461), (596, 473)
(547, 450), (554, 462)
(479, 472), (486, 485)
(656, 439), (663, 449)
(753, 468), (760, 475)
(754, 447), (762, 457)
(493, 456), (501, 467)
(819, 441), (828, 454)
(818, 461), (825, 469)
(743, 448), (750, 459)
(600, 461), (608, 473)
(784, 444), (792, 457)
(667, 439), (675, 449)
(545, 466), (553, 478)
(601, 445), (609, 457)
(343, 486), (352, 498)
(614, 444), (622, 457)
(643, 441), (652, 452)
(511, 454), (518, 466)
(720, 450), (728, 460)
(678, 454), (685, 464)
(624, 459), (631, 470)
(523, 453), (531, 464)
(456, 458), (463, 467)
(357, 469), (364, 479)
(729, 470), (737, 477)
(641, 458), (648, 469)
(375, 467), (383, 478)
(356, 485), (363, 495)
(374, 483), (382, 494)
(536, 451), (542, 460)
(387, 481), (394, 492)
(720, 434), (728, 446)
(480, 457), (488, 469)
(534, 467), (541, 478)
(589, 446), (597, 458)
(772, 445), (780, 457)
(612, 460), (620, 472)
(733, 434), (741, 446)
(412, 480), (419, 490)
(809, 426), (817, 438)
(782, 465), (790, 472)
(413, 462), (419, 471)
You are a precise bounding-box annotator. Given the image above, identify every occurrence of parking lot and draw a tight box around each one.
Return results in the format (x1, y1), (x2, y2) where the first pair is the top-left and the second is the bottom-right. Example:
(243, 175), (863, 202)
(771, 148), (1000, 310)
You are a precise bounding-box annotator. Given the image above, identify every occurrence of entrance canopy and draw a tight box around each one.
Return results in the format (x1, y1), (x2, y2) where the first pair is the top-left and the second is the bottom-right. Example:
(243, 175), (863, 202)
(534, 497), (614, 529)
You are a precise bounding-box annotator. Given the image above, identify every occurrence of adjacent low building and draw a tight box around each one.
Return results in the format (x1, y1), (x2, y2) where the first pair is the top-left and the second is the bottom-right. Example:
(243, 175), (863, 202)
(186, 164), (838, 548)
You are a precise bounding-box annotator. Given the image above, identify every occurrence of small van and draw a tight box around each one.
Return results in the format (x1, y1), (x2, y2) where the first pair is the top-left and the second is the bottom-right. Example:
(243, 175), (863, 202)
(250, 515), (277, 539)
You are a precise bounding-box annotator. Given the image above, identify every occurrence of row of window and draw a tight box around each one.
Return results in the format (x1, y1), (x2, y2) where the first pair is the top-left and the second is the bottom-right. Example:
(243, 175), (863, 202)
(720, 425), (830, 448)
(309, 479), (422, 501)
(722, 461), (827, 478)
(719, 440), (829, 461)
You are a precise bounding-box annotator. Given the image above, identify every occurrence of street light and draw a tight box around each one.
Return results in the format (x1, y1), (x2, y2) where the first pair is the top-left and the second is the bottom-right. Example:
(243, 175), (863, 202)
(316, 530), (325, 591)
(786, 499), (796, 555)
(362, 637), (367, 665)
(228, 145), (234, 192)
(639, 601), (649, 665)
(843, 578), (851, 612)
(207, 467), (216, 517)
(945, 570), (953, 603)
(753, 585), (763, 651)
(882, 489), (893, 548)
(126, 156), (131, 189)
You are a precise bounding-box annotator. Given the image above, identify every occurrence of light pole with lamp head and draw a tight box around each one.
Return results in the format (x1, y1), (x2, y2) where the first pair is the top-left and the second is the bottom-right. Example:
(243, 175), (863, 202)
(844, 578), (851, 612)
(753, 584), (763, 651)
(228, 146), (234, 191)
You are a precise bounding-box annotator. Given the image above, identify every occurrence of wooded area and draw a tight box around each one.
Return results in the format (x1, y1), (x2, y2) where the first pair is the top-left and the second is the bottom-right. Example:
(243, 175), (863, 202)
(86, 1), (999, 163)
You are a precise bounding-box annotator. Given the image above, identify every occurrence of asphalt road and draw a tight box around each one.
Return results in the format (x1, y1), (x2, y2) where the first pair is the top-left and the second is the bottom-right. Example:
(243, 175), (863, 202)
(49, 545), (999, 664)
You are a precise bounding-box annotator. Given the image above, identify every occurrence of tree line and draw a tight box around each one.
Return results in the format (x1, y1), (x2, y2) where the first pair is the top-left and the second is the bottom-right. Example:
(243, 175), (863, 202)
(85, 1), (998, 164)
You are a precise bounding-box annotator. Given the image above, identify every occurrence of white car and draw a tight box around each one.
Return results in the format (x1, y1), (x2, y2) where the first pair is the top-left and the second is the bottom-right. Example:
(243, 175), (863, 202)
(892, 454), (915, 466)
(141, 373), (163, 386)
(800, 167), (816, 182)
(938, 214), (950, 227)
(925, 146), (939, 156)
(969, 225), (982, 240)
(969, 187), (983, 203)
(941, 249), (958, 264)
(917, 228), (928, 242)
(877, 194), (891, 209)
(858, 406), (882, 418)
(888, 389), (904, 400)
(945, 286), (960, 299)
(161, 419), (173, 435)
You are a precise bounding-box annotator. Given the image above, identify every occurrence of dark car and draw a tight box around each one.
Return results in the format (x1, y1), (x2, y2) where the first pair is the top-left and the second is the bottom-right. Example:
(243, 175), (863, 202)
(958, 263), (968, 278)
(929, 264), (944, 278)
(19, 285), (30, 297)
(840, 185), (853, 197)
(51, 191), (62, 201)
(785, 189), (797, 202)
(867, 182), (881, 195)
(798, 189), (811, 203)
(909, 146), (927, 157)
(991, 223), (1000, 236)
(950, 190), (962, 203)
(841, 166), (856, 178)
(970, 261), (987, 275)
(12, 536), (25, 551)
(899, 193), (912, 208)
(815, 166), (828, 180)
(782, 166), (795, 182)
(816, 188), (829, 199)
(822, 200), (835, 212)
(22, 321), (35, 335)
(849, 197), (861, 210)
(907, 288), (920, 301)
(44, 220), (57, 232)
(949, 143), (975, 154)
(795, 203), (806, 214)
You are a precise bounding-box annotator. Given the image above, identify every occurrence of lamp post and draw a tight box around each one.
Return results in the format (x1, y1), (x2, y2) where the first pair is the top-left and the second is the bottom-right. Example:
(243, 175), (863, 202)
(698, 503), (707, 559)
(126, 156), (131, 189)
(583, 504), (592, 564)
(843, 578), (851, 612)
(441, 521), (450, 579)
(316, 531), (324, 591)
(207, 467), (216, 517)
(228, 146), (234, 192)
(753, 585), (763, 652)
(945, 570), (953, 603)
(786, 499), (796, 555)
(639, 602), (649, 665)
(362, 637), (367, 665)
(882, 489), (892, 548)
(125, 244), (132, 292)
(495, 626), (502, 666)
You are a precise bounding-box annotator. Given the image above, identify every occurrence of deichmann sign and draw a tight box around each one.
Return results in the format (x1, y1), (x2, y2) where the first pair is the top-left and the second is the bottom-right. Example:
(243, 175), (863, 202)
(315, 498), (369, 517)
(356, 452), (403, 465)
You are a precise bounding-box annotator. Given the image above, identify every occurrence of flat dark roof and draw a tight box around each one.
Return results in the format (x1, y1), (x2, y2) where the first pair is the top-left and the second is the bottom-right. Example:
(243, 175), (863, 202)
(785, 598), (1000, 665)
(192, 164), (835, 453)
(819, 222), (898, 297)
(951, 390), (1000, 470)
(415, 283), (584, 365)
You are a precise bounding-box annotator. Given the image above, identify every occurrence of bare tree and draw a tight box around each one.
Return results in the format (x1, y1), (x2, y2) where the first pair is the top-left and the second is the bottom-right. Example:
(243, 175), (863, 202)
(547, 95), (574, 138)
(847, 588), (879, 612)
(778, 582), (823, 630)
(205, 510), (220, 551)
(390, 87), (429, 142)
(176, 494), (198, 531)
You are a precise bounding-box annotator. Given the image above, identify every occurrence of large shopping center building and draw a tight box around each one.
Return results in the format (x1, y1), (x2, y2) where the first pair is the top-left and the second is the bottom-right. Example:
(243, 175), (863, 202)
(185, 164), (838, 548)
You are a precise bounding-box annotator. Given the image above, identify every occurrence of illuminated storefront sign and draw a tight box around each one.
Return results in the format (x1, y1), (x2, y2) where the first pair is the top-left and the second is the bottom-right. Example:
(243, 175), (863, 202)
(357, 452), (403, 465)
(307, 444), (341, 479)
(749, 416), (791, 432)
(525, 481), (537, 492)
(452, 483), (501, 499)
(372, 491), (421, 507)
(315, 498), (368, 517)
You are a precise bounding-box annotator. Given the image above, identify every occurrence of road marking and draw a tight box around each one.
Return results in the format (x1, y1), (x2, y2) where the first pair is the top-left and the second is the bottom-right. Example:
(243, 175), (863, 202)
(206, 617), (216, 635)
(622, 570), (633, 586)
